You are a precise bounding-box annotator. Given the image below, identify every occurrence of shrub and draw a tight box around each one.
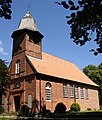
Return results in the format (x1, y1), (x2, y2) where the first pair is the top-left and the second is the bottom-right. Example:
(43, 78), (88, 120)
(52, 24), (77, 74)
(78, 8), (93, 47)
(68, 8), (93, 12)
(0, 105), (4, 114)
(87, 108), (91, 111)
(41, 105), (51, 117)
(42, 105), (46, 113)
(19, 105), (29, 116)
(70, 103), (81, 112)
(54, 102), (66, 113)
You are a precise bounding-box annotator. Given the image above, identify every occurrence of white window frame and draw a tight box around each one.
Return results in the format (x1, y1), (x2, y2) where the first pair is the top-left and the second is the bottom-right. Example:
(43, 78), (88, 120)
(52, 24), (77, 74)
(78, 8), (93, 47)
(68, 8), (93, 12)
(45, 83), (51, 101)
(16, 60), (20, 74)
(80, 87), (84, 99)
(85, 88), (89, 99)
(63, 84), (68, 98)
(70, 85), (74, 98)
(75, 86), (79, 99)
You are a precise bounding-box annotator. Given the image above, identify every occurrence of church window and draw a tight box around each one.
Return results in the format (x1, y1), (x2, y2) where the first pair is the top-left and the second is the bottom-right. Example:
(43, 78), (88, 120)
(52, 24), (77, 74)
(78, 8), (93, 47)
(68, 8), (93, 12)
(80, 87), (84, 99)
(45, 83), (51, 101)
(28, 94), (32, 108)
(75, 86), (79, 99)
(15, 60), (20, 74)
(70, 85), (74, 98)
(63, 83), (68, 98)
(85, 88), (89, 99)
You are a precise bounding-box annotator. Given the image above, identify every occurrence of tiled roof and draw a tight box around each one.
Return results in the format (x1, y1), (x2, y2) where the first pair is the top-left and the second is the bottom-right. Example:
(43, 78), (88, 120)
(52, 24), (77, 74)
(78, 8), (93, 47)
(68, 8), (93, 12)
(27, 52), (98, 87)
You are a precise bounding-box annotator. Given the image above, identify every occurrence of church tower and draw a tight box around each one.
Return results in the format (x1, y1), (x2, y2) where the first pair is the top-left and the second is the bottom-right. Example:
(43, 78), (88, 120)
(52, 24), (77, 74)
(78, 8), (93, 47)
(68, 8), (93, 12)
(8, 11), (44, 112)
(11, 10), (44, 59)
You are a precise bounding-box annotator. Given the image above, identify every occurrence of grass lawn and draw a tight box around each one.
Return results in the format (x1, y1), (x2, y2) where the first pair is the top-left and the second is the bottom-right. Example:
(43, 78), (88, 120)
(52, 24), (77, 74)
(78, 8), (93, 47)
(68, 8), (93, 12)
(43, 110), (102, 119)
(0, 111), (102, 120)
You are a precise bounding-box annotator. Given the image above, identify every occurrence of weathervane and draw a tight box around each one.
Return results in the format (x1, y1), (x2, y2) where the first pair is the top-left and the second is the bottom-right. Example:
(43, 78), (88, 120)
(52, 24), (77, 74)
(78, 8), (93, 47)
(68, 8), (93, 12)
(27, 4), (30, 11)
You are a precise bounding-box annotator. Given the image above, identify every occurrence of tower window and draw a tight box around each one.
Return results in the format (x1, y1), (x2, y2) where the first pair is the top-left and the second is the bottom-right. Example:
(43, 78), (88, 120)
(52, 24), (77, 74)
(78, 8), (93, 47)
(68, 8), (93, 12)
(15, 60), (20, 74)
(45, 83), (51, 101)
(63, 83), (68, 98)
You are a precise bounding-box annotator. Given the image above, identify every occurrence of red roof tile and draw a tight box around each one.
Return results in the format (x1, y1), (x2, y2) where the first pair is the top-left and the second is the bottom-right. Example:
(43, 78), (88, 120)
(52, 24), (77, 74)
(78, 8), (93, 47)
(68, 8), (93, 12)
(27, 52), (98, 87)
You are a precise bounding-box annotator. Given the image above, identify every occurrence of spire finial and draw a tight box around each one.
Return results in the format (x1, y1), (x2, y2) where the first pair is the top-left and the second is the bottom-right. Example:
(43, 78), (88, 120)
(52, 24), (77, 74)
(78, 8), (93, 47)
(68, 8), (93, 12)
(27, 4), (30, 11)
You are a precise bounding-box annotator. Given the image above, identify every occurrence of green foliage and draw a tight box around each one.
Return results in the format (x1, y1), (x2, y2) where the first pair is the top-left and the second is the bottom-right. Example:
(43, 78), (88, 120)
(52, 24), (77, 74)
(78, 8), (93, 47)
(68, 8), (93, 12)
(0, 0), (12, 19)
(41, 105), (51, 117)
(0, 105), (4, 114)
(83, 63), (102, 105)
(87, 108), (91, 111)
(55, 0), (102, 55)
(83, 64), (97, 80)
(42, 105), (46, 113)
(19, 105), (29, 116)
(70, 103), (81, 112)
(54, 102), (66, 113)
(0, 59), (9, 105)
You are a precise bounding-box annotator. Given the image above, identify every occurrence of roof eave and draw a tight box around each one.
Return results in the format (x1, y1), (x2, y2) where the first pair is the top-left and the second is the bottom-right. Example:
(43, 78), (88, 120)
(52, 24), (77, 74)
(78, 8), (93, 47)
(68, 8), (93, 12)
(11, 28), (44, 41)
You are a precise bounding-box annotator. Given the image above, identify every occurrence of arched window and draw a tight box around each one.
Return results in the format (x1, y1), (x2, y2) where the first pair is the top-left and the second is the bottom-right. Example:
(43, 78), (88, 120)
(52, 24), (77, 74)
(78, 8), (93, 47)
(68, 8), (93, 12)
(15, 60), (20, 74)
(45, 83), (51, 101)
(28, 94), (32, 108)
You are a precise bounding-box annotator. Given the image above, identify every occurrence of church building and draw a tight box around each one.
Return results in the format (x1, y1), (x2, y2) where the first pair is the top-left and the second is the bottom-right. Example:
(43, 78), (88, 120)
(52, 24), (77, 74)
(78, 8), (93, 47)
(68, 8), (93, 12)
(2, 11), (99, 112)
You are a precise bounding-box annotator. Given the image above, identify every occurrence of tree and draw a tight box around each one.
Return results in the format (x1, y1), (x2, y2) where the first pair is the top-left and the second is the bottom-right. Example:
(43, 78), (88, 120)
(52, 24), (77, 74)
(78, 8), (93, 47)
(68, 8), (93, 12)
(83, 63), (102, 105)
(55, 0), (102, 55)
(0, 59), (9, 105)
(0, 0), (12, 19)
(83, 64), (97, 80)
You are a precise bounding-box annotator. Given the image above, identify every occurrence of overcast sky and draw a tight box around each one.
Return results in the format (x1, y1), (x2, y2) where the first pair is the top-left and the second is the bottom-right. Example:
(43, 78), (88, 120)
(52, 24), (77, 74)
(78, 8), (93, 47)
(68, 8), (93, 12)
(0, 0), (101, 70)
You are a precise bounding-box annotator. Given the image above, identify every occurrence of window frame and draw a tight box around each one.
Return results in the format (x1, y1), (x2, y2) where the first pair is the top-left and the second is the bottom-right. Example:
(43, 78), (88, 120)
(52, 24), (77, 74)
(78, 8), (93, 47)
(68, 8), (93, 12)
(75, 86), (79, 99)
(45, 83), (51, 101)
(15, 60), (20, 74)
(63, 83), (68, 98)
(70, 85), (74, 98)
(80, 87), (84, 99)
(85, 88), (89, 100)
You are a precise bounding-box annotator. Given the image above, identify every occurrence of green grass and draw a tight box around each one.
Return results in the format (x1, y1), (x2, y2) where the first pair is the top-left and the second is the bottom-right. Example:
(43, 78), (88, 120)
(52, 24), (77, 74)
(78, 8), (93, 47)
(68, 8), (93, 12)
(1, 111), (102, 119)
(42, 110), (102, 119)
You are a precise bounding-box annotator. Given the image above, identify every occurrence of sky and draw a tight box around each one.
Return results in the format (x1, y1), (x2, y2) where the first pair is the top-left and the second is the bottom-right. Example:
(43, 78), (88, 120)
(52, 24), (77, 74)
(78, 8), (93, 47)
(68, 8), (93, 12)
(0, 0), (102, 70)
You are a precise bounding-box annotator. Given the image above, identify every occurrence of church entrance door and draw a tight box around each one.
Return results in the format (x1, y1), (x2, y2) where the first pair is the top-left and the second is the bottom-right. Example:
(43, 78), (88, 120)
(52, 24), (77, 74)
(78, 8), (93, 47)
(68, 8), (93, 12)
(14, 96), (20, 111)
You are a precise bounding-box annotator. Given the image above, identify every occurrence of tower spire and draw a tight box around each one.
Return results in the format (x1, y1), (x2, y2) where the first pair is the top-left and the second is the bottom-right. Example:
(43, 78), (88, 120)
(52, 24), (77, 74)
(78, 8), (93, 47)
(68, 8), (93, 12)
(17, 9), (38, 31)
(11, 10), (44, 42)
